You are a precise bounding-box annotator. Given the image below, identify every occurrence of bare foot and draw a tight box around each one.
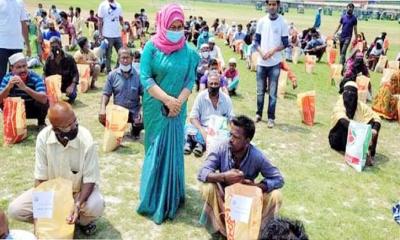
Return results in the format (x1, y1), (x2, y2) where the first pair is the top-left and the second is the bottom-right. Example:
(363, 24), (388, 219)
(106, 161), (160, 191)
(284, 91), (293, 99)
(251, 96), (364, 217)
(366, 154), (375, 166)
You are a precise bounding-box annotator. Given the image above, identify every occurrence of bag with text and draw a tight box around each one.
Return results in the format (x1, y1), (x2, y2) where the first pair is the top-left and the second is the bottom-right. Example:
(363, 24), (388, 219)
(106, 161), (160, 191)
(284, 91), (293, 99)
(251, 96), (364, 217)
(103, 105), (129, 152)
(305, 55), (316, 74)
(34, 178), (74, 239)
(277, 70), (288, 99)
(45, 75), (62, 106)
(356, 76), (370, 103)
(224, 183), (263, 240)
(77, 64), (91, 93)
(345, 121), (372, 172)
(3, 97), (27, 145)
(297, 91), (316, 126)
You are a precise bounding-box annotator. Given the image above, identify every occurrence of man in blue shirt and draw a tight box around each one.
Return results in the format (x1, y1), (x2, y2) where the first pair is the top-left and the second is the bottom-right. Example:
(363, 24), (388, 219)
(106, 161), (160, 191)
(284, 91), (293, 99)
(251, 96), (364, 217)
(0, 53), (48, 129)
(99, 47), (143, 139)
(334, 3), (358, 65)
(198, 115), (284, 237)
(304, 32), (326, 62)
(41, 20), (61, 41)
(233, 24), (247, 59)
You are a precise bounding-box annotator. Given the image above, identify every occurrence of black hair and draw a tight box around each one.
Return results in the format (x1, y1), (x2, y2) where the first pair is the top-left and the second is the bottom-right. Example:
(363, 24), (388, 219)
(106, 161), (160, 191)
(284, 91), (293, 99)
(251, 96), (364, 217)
(209, 58), (218, 67)
(203, 26), (209, 32)
(134, 13), (140, 18)
(59, 11), (68, 20)
(41, 11), (47, 18)
(133, 50), (141, 59)
(260, 217), (309, 240)
(69, 6), (73, 11)
(347, 3), (355, 8)
(238, 24), (243, 28)
(231, 115), (255, 141)
(140, 8), (145, 12)
(76, 7), (81, 13)
(90, 9), (94, 14)
(265, 0), (280, 4)
(77, 37), (88, 49)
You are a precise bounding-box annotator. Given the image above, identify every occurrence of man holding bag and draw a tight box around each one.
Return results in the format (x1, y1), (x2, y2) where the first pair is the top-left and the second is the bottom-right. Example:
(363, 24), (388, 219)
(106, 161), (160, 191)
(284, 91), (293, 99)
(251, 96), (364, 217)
(8, 102), (105, 236)
(0, 52), (48, 130)
(197, 115), (284, 237)
(329, 81), (381, 166)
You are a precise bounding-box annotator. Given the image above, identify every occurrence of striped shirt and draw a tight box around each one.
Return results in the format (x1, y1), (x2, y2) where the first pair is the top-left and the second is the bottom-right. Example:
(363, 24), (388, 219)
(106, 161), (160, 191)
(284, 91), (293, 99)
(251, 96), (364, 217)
(0, 71), (46, 102)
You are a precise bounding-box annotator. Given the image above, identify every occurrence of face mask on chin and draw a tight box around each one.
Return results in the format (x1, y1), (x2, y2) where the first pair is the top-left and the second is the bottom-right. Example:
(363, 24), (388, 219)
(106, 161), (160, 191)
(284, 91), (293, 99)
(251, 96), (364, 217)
(119, 63), (132, 73)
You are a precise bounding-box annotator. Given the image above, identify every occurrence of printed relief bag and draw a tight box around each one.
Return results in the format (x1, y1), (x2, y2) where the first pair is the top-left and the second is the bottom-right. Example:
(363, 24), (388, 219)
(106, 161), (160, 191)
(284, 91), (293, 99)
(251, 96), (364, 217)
(297, 91), (316, 126)
(206, 115), (230, 153)
(45, 75), (62, 106)
(102, 105), (129, 152)
(3, 97), (27, 145)
(224, 183), (263, 240)
(77, 64), (91, 93)
(345, 121), (372, 172)
(34, 178), (74, 239)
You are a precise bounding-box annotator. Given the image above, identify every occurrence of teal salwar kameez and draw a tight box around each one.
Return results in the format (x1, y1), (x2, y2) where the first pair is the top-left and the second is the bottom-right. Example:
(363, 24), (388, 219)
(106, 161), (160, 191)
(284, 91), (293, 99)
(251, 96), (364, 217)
(137, 41), (199, 224)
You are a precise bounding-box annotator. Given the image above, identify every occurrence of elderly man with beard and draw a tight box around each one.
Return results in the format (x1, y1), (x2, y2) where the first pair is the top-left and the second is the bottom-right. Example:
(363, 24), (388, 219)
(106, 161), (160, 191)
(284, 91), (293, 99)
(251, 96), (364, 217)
(197, 115), (284, 237)
(185, 70), (234, 157)
(8, 102), (105, 236)
(0, 52), (48, 130)
(329, 81), (381, 166)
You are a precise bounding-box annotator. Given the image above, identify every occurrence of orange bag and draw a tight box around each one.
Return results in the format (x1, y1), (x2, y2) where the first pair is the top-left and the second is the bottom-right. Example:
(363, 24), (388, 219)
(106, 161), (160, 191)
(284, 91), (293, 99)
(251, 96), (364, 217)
(326, 39), (334, 49)
(330, 64), (343, 86)
(297, 91), (316, 126)
(103, 105), (129, 152)
(224, 183), (263, 240)
(356, 76), (370, 103)
(34, 178), (74, 239)
(3, 97), (27, 145)
(41, 40), (51, 61)
(277, 70), (288, 99)
(327, 48), (337, 65)
(305, 55), (316, 74)
(45, 75), (62, 106)
(77, 64), (91, 93)
(121, 31), (129, 47)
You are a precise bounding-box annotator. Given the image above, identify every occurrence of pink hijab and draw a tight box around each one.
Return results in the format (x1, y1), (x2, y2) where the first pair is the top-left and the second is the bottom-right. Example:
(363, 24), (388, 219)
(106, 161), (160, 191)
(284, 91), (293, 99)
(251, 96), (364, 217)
(152, 4), (185, 55)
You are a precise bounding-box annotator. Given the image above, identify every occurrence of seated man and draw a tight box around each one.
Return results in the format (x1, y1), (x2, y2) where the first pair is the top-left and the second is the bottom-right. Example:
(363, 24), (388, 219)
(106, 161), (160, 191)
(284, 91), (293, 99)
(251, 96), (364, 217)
(185, 70), (234, 157)
(40, 20), (61, 41)
(199, 59), (228, 95)
(261, 217), (308, 240)
(208, 37), (225, 69)
(99, 47), (143, 139)
(0, 210), (36, 239)
(197, 44), (211, 91)
(304, 32), (326, 62)
(59, 11), (77, 51)
(0, 53), (48, 130)
(339, 50), (369, 94)
(232, 24), (246, 59)
(329, 81), (381, 166)
(74, 37), (101, 89)
(223, 58), (240, 96)
(8, 102), (105, 236)
(44, 36), (79, 103)
(367, 39), (384, 71)
(197, 115), (284, 237)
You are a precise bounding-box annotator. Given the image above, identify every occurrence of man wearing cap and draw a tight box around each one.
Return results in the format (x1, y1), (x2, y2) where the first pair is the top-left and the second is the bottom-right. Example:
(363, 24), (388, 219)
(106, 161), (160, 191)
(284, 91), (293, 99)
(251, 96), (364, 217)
(0, 52), (48, 130)
(329, 81), (381, 166)
(254, 0), (289, 128)
(208, 37), (225, 69)
(223, 58), (240, 96)
(43, 36), (79, 103)
(197, 44), (211, 91)
(74, 37), (101, 89)
(0, 0), (31, 81)
(185, 70), (234, 157)
(40, 20), (61, 41)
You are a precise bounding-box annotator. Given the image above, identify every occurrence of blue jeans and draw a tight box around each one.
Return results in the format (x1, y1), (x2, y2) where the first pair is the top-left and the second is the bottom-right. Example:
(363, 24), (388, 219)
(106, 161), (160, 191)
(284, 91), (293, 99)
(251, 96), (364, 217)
(0, 48), (22, 81)
(256, 64), (281, 120)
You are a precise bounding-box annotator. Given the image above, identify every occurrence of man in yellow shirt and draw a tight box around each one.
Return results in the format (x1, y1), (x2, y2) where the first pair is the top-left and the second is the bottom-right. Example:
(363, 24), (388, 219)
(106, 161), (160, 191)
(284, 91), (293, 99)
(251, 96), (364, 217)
(74, 37), (101, 89)
(8, 102), (104, 236)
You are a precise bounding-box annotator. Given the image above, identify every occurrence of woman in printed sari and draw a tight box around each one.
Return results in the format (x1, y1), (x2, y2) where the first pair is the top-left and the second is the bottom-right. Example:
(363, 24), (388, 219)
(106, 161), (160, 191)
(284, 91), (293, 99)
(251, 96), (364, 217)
(137, 4), (200, 224)
(372, 70), (400, 120)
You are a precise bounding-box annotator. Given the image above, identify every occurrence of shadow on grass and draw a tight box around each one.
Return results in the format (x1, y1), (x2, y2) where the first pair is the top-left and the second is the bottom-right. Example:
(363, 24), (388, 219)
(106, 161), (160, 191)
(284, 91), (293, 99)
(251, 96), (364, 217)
(274, 123), (312, 134)
(364, 153), (390, 173)
(72, 100), (89, 109)
(74, 217), (122, 239)
(284, 92), (297, 100)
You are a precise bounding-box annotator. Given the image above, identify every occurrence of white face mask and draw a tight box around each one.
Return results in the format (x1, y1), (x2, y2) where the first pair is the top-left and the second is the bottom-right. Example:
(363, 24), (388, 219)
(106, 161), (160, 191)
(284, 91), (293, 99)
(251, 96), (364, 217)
(120, 63), (132, 72)
(201, 51), (210, 58)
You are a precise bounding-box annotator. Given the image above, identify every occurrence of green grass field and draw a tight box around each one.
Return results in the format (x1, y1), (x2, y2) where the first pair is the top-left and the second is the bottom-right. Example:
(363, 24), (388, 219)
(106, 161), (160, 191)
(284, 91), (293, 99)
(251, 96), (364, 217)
(1, 0), (400, 239)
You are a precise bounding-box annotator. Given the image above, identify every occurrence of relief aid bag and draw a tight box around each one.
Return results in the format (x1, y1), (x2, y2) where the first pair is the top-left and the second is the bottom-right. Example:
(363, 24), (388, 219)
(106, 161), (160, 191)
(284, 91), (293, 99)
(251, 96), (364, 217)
(356, 76), (370, 103)
(206, 115), (230, 153)
(45, 75), (62, 106)
(102, 105), (129, 152)
(344, 121), (372, 172)
(224, 183), (263, 240)
(297, 91), (316, 126)
(3, 97), (27, 145)
(77, 64), (91, 93)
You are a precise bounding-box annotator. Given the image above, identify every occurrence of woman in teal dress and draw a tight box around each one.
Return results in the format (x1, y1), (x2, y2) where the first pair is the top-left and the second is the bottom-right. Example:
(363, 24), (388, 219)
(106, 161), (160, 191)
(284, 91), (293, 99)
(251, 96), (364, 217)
(137, 4), (200, 224)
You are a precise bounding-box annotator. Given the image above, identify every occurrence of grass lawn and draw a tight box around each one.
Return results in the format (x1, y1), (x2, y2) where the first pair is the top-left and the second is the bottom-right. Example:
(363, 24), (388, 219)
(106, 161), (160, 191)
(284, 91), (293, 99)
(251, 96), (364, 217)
(1, 0), (400, 239)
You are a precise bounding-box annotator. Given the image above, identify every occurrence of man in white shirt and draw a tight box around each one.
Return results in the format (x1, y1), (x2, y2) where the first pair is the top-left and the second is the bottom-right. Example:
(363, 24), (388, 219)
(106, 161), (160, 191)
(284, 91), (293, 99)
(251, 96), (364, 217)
(208, 37), (225, 69)
(0, 0), (31, 81)
(97, 0), (124, 73)
(8, 102), (105, 236)
(254, 0), (289, 128)
(185, 70), (234, 157)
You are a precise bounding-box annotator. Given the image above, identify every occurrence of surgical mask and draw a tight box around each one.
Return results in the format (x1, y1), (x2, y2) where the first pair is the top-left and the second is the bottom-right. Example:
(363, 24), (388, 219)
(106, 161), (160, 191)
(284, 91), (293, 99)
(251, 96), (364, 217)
(201, 51), (210, 58)
(51, 46), (61, 56)
(166, 30), (184, 43)
(132, 62), (140, 71)
(120, 63), (132, 73)
(123, 24), (129, 31)
(56, 126), (79, 142)
(208, 86), (220, 96)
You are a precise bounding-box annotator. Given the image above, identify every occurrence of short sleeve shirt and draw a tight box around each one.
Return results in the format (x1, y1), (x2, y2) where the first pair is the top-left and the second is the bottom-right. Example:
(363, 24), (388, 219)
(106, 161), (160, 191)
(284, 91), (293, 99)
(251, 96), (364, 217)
(74, 50), (98, 64)
(340, 14), (357, 40)
(0, 71), (46, 102)
(103, 68), (142, 118)
(34, 125), (100, 193)
(0, 0), (28, 49)
(97, 0), (123, 38)
(256, 15), (288, 67)
(42, 30), (61, 41)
